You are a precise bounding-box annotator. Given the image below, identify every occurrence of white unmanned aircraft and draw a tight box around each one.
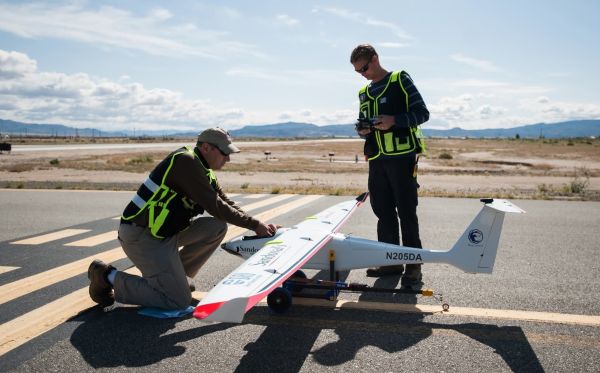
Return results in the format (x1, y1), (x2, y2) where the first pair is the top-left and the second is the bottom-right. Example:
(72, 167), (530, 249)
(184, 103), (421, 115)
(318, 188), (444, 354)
(193, 193), (524, 323)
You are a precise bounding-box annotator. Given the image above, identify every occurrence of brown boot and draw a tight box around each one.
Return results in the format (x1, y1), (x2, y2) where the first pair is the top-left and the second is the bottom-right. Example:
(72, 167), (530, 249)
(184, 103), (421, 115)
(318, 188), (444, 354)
(366, 265), (404, 277)
(401, 264), (423, 288)
(88, 260), (116, 306)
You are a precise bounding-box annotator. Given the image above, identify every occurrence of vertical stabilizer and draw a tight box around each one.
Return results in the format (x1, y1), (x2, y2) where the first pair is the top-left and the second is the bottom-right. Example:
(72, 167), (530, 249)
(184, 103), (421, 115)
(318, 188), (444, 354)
(448, 199), (524, 273)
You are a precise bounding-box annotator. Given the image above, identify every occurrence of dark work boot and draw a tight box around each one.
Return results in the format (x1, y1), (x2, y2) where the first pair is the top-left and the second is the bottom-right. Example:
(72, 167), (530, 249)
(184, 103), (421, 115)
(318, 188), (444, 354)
(366, 265), (404, 277)
(401, 264), (423, 289)
(88, 260), (116, 306)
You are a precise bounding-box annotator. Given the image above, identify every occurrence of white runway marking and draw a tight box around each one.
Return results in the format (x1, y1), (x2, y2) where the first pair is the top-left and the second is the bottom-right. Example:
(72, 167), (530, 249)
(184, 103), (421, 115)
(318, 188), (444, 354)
(0, 266), (19, 275)
(64, 231), (118, 247)
(10, 229), (90, 245)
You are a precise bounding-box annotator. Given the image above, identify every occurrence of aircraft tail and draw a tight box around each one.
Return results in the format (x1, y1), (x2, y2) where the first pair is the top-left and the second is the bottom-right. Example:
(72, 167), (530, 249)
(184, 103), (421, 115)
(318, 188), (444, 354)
(447, 199), (525, 273)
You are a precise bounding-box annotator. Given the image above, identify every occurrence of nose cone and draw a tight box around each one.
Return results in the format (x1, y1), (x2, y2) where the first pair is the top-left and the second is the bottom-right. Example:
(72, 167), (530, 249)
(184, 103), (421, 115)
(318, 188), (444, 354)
(221, 238), (243, 257)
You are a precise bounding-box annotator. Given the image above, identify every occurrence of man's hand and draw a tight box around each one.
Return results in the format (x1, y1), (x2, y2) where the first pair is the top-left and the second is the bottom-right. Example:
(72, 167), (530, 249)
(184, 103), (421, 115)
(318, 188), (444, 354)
(357, 127), (372, 136)
(372, 115), (395, 131)
(355, 118), (373, 136)
(254, 222), (280, 237)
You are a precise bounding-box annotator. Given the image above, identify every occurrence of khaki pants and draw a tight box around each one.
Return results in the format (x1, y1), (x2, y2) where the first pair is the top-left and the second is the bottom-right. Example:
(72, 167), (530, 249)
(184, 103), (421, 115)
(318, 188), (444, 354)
(115, 217), (227, 309)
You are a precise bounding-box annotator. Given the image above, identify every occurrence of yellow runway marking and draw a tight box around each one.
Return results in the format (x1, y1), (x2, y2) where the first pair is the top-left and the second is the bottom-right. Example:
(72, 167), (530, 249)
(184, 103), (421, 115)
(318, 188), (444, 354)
(64, 231), (118, 247)
(0, 287), (95, 356)
(0, 194), (322, 356)
(440, 305), (600, 326)
(290, 297), (600, 327)
(10, 229), (90, 245)
(0, 247), (124, 306)
(0, 266), (19, 275)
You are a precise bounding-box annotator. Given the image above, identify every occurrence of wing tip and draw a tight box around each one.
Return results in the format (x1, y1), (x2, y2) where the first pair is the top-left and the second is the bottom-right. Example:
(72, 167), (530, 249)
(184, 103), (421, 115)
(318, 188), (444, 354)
(193, 301), (224, 320)
(193, 297), (249, 323)
(356, 192), (369, 203)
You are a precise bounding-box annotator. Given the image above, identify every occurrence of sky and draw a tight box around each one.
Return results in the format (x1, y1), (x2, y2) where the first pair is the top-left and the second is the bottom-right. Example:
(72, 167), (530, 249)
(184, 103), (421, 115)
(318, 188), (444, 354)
(1, 0), (599, 133)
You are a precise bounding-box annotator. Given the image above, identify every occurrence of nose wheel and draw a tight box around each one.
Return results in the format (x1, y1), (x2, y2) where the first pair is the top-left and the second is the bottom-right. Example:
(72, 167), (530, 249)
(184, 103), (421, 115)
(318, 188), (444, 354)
(267, 287), (293, 313)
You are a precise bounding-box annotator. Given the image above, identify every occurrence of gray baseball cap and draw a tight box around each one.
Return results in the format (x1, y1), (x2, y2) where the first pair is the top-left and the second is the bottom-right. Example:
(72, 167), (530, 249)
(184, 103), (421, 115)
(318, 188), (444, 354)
(196, 127), (240, 155)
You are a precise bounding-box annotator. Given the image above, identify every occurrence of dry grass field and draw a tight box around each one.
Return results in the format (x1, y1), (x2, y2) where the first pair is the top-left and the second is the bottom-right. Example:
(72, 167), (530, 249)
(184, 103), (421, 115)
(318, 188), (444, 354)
(1, 137), (599, 200)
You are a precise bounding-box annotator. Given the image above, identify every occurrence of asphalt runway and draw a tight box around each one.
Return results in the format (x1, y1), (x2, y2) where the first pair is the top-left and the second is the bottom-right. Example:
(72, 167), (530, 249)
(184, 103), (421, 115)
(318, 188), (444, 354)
(0, 189), (599, 372)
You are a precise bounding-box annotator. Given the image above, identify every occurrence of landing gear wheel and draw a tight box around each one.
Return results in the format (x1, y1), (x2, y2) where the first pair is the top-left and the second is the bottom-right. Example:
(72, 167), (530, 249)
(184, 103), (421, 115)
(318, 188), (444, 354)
(267, 288), (293, 314)
(442, 303), (450, 312)
(291, 270), (307, 280)
(287, 270), (307, 294)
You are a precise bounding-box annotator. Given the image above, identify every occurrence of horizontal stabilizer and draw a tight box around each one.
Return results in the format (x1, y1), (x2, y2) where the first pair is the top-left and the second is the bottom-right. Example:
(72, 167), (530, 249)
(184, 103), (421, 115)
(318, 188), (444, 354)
(480, 198), (525, 214)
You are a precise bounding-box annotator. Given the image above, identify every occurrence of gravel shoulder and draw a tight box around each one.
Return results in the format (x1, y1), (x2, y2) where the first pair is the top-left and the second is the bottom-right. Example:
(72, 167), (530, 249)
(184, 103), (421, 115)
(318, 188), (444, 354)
(1, 138), (599, 200)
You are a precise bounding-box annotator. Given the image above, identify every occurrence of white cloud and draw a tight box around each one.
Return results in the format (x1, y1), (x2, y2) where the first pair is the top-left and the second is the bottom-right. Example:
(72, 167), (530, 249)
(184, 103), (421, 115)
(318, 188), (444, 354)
(0, 50), (37, 78)
(149, 8), (172, 21)
(422, 78), (551, 97)
(226, 67), (354, 86)
(275, 108), (355, 125)
(451, 53), (502, 72)
(544, 71), (573, 78)
(525, 96), (600, 121)
(429, 95), (475, 123)
(319, 109), (355, 124)
(428, 91), (600, 130)
(537, 96), (550, 104)
(378, 42), (409, 48)
(451, 79), (509, 88)
(0, 2), (263, 59)
(275, 14), (300, 26)
(0, 49), (356, 130)
(315, 6), (413, 42)
(0, 49), (246, 130)
(219, 7), (242, 19)
(477, 104), (505, 119)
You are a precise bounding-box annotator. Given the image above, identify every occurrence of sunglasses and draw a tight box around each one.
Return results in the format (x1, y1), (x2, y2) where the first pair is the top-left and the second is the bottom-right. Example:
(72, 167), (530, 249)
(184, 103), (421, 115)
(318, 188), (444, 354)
(355, 58), (372, 73)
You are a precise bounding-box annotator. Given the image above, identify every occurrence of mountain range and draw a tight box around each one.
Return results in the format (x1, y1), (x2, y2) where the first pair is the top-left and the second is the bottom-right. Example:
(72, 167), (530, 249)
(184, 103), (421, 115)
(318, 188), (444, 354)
(1, 118), (598, 139)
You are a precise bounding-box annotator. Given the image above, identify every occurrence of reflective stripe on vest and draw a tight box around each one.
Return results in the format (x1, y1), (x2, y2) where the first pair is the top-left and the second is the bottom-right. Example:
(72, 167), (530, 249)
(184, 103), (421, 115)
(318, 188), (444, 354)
(131, 177), (160, 208)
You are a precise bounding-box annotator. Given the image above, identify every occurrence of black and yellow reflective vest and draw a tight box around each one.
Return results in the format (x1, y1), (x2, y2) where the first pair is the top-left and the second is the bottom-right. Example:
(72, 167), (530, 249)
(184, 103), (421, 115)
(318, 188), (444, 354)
(121, 146), (216, 239)
(358, 71), (426, 160)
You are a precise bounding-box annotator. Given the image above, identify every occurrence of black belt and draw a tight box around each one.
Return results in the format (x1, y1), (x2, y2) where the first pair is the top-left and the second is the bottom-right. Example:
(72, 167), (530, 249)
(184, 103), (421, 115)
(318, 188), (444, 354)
(120, 218), (146, 227)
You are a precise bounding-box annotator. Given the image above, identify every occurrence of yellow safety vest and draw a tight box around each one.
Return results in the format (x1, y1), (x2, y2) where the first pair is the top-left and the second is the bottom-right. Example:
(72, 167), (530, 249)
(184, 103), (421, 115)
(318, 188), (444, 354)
(358, 71), (426, 161)
(121, 146), (216, 239)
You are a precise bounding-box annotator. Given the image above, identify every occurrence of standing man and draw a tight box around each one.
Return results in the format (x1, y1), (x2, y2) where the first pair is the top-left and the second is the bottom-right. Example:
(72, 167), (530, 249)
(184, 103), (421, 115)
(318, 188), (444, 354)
(350, 44), (429, 287)
(88, 127), (278, 310)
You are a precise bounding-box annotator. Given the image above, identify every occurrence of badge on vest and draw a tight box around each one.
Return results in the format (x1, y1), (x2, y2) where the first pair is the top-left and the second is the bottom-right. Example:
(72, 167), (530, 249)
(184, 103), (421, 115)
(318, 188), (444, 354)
(379, 97), (387, 104)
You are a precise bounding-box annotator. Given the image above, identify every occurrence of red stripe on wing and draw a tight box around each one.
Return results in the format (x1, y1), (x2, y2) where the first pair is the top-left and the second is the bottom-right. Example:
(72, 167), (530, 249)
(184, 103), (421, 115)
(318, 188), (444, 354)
(193, 301), (225, 319)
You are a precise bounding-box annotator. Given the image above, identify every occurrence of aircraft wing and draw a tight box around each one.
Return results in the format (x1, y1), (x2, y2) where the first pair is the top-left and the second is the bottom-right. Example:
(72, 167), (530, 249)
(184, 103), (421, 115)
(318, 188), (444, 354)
(193, 192), (368, 323)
